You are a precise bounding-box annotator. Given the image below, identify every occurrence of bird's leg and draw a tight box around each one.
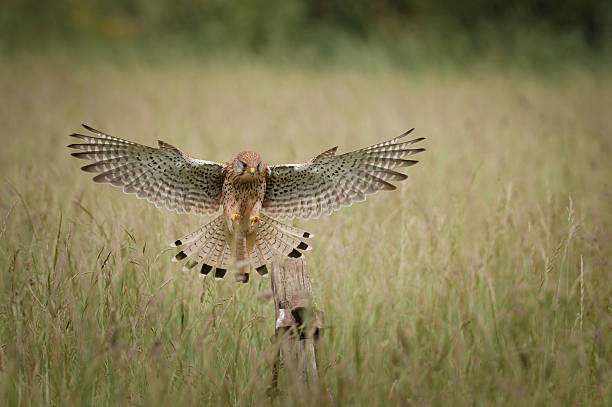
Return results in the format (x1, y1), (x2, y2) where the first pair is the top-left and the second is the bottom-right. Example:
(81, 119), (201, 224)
(248, 201), (262, 233)
(248, 216), (261, 233)
(229, 213), (242, 233)
(224, 204), (242, 234)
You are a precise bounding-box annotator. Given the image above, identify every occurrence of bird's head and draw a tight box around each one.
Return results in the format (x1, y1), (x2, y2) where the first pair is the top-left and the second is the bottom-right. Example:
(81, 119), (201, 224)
(232, 151), (270, 180)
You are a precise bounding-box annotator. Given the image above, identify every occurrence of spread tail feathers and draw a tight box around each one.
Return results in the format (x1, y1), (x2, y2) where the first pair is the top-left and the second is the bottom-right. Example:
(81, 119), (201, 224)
(171, 214), (311, 282)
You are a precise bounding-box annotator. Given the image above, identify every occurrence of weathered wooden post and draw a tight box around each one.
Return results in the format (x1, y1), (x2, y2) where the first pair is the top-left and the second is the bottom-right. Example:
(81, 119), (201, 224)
(267, 256), (323, 398)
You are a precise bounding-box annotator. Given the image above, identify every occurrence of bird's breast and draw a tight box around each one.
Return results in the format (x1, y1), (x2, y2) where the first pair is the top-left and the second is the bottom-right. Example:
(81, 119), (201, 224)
(222, 177), (266, 214)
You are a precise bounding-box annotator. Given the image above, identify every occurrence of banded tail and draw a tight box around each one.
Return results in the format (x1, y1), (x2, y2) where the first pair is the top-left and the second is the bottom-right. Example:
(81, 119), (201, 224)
(171, 214), (312, 282)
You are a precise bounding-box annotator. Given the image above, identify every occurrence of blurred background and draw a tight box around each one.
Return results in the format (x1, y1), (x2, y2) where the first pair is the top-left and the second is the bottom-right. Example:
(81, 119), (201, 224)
(1, 1), (611, 406)
(2, 0), (611, 70)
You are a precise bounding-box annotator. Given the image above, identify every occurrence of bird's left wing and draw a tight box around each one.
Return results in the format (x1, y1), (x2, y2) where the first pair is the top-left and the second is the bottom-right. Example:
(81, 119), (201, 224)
(68, 124), (226, 215)
(262, 129), (425, 219)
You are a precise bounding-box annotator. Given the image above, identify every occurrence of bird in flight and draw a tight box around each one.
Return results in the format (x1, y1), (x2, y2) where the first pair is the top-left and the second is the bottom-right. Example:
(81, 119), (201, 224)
(68, 125), (425, 282)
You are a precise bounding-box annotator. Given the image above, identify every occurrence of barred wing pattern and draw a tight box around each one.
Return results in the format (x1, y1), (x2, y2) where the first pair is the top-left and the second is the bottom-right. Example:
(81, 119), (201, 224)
(262, 129), (425, 219)
(69, 125), (225, 215)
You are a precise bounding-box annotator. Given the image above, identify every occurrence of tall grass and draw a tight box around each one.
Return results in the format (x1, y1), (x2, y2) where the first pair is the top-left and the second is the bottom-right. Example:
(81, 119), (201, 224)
(0, 58), (610, 405)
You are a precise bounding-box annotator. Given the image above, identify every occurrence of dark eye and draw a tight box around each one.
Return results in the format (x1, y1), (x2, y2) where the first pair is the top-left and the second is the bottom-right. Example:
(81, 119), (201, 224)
(242, 162), (247, 169)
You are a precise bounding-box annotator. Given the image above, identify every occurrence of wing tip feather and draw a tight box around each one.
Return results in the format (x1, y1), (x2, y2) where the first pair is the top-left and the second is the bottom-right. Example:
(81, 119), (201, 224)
(82, 124), (98, 133)
(68, 133), (86, 141)
(399, 128), (415, 138)
(91, 173), (108, 183)
(80, 163), (99, 173)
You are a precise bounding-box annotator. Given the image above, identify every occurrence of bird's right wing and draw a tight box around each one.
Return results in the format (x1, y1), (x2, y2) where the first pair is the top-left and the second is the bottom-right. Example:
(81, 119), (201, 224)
(68, 124), (226, 215)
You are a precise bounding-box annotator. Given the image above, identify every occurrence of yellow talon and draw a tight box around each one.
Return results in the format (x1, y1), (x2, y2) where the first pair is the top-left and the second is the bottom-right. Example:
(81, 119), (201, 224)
(231, 214), (240, 222)
(251, 216), (261, 226)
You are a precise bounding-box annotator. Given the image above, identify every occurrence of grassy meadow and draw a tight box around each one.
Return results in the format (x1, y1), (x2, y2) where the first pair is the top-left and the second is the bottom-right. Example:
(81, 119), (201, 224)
(0, 57), (611, 405)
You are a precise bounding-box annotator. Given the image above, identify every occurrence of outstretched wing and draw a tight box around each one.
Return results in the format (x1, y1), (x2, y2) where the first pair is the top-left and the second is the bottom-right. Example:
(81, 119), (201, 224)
(68, 124), (225, 215)
(262, 129), (425, 219)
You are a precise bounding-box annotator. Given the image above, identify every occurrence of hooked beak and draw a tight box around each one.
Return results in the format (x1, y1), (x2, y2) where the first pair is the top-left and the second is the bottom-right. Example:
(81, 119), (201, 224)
(248, 167), (256, 176)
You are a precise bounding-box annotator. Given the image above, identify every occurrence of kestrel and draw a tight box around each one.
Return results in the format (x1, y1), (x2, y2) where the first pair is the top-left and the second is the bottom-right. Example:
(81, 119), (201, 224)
(68, 125), (425, 282)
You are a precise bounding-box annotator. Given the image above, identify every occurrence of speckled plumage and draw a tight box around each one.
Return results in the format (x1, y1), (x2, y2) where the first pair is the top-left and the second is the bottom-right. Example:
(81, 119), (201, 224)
(69, 125), (425, 282)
